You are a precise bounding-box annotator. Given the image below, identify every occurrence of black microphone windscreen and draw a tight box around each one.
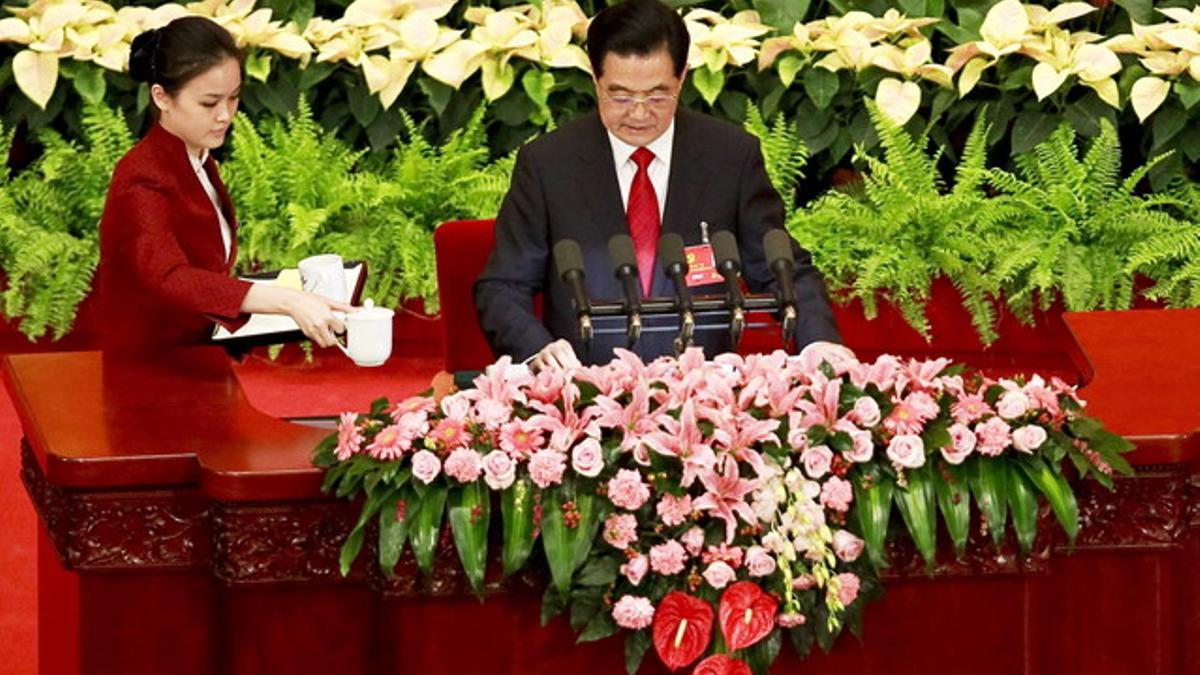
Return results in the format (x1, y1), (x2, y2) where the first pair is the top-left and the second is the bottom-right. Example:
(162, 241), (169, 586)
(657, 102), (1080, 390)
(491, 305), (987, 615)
(658, 233), (687, 272)
(553, 239), (585, 276)
(711, 230), (741, 268)
(763, 229), (795, 267)
(607, 235), (638, 270)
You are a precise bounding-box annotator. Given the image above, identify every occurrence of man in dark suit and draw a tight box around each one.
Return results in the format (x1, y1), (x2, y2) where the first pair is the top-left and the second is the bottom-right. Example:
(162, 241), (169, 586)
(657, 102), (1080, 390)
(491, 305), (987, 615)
(475, 0), (845, 370)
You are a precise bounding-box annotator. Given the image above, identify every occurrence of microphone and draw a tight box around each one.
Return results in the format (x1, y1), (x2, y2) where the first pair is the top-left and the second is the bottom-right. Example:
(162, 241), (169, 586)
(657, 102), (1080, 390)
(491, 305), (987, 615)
(763, 229), (798, 348)
(658, 233), (695, 353)
(711, 230), (745, 346)
(607, 235), (643, 346)
(553, 239), (593, 345)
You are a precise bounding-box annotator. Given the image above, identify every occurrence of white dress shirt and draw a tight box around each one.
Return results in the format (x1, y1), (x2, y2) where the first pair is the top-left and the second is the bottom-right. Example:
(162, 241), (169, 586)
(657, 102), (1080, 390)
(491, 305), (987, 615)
(189, 149), (233, 263)
(607, 120), (675, 218)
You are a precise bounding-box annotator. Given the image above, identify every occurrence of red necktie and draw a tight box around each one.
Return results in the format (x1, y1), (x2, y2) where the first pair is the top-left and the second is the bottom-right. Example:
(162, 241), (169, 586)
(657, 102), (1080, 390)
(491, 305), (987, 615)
(627, 147), (660, 296)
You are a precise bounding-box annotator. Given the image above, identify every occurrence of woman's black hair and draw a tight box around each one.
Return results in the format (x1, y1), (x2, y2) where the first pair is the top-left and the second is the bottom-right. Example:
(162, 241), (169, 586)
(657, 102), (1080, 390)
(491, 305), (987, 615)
(129, 17), (243, 96)
(586, 0), (690, 79)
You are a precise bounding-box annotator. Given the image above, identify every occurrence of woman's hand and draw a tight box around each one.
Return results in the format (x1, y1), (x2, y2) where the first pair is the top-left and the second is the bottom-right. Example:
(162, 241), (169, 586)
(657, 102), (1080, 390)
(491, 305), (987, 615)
(241, 285), (353, 348)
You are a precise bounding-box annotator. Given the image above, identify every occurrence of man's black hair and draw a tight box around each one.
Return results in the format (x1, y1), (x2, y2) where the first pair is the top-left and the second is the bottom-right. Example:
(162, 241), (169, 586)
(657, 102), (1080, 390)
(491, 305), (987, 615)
(587, 0), (690, 78)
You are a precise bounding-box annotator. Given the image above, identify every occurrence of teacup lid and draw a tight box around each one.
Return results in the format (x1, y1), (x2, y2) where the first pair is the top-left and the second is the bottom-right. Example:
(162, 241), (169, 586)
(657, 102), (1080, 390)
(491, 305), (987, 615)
(347, 298), (394, 321)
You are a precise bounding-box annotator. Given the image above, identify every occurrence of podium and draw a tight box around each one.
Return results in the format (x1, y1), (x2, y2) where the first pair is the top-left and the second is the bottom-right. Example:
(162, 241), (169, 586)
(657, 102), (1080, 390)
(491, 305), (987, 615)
(6, 310), (1199, 675)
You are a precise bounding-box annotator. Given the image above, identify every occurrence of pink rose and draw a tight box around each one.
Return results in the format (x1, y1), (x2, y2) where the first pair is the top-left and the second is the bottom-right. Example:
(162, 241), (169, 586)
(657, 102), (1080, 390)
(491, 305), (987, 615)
(528, 449), (567, 488)
(607, 469), (651, 511)
(603, 513), (639, 550)
(975, 417), (1012, 457)
(886, 434), (925, 468)
(996, 390), (1031, 420)
(682, 526), (706, 556)
(482, 450), (515, 490)
(443, 448), (483, 483)
(702, 561), (736, 590)
(836, 573), (860, 606)
(571, 438), (604, 477)
(650, 540), (687, 576)
(439, 393), (471, 422)
(820, 476), (853, 512)
(472, 397), (511, 429)
(852, 397), (881, 427)
(845, 428), (874, 463)
(656, 493), (693, 528)
(612, 595), (655, 630)
(832, 530), (864, 562)
(942, 423), (976, 465)
(802, 445), (833, 479)
(411, 450), (441, 484)
(1012, 425), (1047, 454)
(744, 546), (776, 577)
(621, 554), (649, 586)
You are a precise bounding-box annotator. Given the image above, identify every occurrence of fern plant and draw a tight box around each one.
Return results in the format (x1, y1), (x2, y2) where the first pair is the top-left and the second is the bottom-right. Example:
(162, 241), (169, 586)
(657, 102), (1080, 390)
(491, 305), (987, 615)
(225, 101), (512, 312)
(979, 120), (1191, 320)
(788, 101), (1003, 343)
(0, 104), (132, 340)
(742, 103), (808, 220)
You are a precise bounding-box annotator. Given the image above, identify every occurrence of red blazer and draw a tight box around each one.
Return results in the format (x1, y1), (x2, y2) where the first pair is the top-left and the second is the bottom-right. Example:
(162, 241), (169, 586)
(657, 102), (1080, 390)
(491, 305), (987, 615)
(96, 124), (251, 351)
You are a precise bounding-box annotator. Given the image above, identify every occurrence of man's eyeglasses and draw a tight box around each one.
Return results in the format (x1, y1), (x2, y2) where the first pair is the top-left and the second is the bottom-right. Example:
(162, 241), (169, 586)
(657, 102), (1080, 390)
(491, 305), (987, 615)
(602, 93), (677, 109)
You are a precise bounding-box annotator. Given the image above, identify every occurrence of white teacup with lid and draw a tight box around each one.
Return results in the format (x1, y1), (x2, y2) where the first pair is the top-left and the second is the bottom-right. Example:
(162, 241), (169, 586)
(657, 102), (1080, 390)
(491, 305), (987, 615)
(337, 299), (393, 367)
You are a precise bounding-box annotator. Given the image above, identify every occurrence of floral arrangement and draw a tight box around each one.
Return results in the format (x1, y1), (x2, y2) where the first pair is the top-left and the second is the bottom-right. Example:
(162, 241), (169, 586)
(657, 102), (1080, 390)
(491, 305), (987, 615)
(5, 0), (1200, 125)
(315, 347), (1133, 674)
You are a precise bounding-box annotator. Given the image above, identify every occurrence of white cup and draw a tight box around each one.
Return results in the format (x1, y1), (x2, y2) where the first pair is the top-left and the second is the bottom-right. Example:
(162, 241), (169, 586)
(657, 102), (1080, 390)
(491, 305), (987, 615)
(298, 254), (348, 303)
(337, 300), (393, 367)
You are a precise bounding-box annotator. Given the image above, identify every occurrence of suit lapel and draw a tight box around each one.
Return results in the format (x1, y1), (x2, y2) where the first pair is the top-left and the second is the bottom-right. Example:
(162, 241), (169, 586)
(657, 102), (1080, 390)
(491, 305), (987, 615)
(661, 110), (712, 243)
(573, 113), (627, 242)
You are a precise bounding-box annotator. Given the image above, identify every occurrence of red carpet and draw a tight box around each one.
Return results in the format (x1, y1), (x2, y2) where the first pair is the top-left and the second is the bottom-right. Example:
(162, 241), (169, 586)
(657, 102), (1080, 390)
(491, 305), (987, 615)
(0, 373), (38, 674)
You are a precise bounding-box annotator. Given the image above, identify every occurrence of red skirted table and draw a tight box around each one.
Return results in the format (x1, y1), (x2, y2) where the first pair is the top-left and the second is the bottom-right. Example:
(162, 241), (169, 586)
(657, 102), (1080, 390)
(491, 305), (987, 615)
(6, 309), (1199, 675)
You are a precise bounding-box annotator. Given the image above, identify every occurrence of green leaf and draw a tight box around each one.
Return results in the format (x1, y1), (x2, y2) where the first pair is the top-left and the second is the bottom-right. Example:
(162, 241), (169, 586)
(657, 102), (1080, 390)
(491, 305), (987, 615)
(419, 77), (454, 117)
(577, 609), (619, 643)
(1152, 104), (1186, 148)
(541, 584), (567, 626)
(338, 482), (393, 576)
(378, 487), (411, 577)
(348, 84), (382, 127)
(1175, 79), (1200, 111)
(1011, 111), (1058, 156)
(970, 458), (1009, 549)
(576, 555), (620, 587)
(753, 0), (811, 31)
(572, 488), (608, 572)
(1115, 0), (1155, 24)
(501, 478), (538, 578)
(70, 66), (106, 105)
(521, 69), (555, 109)
(298, 62), (337, 91)
(1018, 459), (1079, 543)
(778, 55), (804, 88)
(569, 587), (603, 631)
(692, 66), (726, 106)
(933, 462), (971, 558)
(1005, 462), (1039, 554)
(448, 480), (491, 593)
(409, 483), (449, 576)
(744, 629), (783, 675)
(803, 69), (839, 110)
(853, 473), (895, 570)
(246, 52), (272, 83)
(541, 484), (580, 594)
(625, 631), (651, 675)
(893, 463), (938, 568)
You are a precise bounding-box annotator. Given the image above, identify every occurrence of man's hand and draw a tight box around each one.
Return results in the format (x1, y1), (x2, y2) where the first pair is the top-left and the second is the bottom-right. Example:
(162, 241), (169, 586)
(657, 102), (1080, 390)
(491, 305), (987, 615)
(797, 340), (857, 370)
(528, 339), (581, 372)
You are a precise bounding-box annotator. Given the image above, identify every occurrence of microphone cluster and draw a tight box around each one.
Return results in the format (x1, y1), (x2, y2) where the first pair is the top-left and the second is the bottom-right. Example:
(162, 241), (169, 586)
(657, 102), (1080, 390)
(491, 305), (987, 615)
(552, 229), (802, 354)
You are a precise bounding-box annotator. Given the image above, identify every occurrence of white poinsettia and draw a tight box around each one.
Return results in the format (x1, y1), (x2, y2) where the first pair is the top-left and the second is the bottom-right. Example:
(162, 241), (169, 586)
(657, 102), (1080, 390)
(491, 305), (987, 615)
(530, 1), (590, 73)
(874, 77), (921, 125)
(684, 8), (771, 73)
(871, 39), (953, 88)
(757, 21), (814, 71)
(1021, 28), (1121, 105)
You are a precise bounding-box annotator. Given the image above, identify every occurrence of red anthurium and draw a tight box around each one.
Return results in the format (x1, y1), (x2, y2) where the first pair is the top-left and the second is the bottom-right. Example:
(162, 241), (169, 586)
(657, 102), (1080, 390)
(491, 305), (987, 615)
(653, 592), (714, 670)
(718, 581), (778, 651)
(692, 654), (753, 675)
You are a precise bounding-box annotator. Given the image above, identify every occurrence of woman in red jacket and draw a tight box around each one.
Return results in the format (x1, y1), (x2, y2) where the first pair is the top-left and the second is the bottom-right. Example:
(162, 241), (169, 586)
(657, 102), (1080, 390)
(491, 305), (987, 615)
(96, 17), (348, 351)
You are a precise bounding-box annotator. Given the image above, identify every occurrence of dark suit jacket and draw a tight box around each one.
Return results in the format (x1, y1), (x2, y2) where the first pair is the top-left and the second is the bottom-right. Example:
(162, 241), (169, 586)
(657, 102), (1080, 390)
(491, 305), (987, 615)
(96, 123), (251, 351)
(475, 108), (841, 365)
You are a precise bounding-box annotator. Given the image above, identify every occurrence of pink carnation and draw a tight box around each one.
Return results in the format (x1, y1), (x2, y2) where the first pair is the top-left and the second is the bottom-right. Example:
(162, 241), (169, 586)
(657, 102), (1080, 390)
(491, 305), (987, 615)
(1012, 425), (1047, 453)
(443, 448), (483, 483)
(820, 476), (854, 512)
(482, 450), (515, 490)
(570, 438), (604, 477)
(335, 412), (363, 461)
(681, 526), (706, 556)
(612, 595), (655, 630)
(603, 513), (639, 550)
(951, 393), (991, 425)
(886, 434), (926, 468)
(942, 423), (976, 465)
(832, 530), (864, 562)
(702, 561), (736, 590)
(607, 469), (651, 511)
(528, 449), (567, 488)
(744, 546), (777, 577)
(802, 445), (833, 479)
(656, 493), (693, 527)
(975, 417), (1012, 457)
(776, 612), (806, 628)
(621, 554), (649, 586)
(649, 540), (687, 576)
(836, 572), (860, 606)
(411, 450), (441, 484)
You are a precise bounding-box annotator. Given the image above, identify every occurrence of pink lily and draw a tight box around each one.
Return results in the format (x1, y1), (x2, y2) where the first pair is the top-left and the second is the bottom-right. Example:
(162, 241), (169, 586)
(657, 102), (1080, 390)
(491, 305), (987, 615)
(643, 399), (717, 488)
(693, 456), (760, 543)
